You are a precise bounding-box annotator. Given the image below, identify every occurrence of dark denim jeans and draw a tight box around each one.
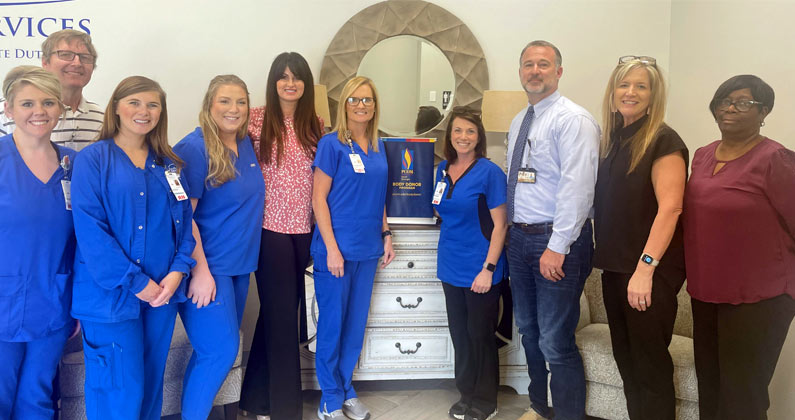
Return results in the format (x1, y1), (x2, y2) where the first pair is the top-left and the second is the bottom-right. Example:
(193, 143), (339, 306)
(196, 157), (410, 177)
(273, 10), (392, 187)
(507, 221), (593, 420)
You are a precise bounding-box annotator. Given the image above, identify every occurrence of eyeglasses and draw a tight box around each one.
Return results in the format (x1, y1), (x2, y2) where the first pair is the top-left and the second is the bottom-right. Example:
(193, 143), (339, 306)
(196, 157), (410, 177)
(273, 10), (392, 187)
(346, 96), (375, 107)
(53, 50), (95, 64)
(717, 98), (764, 112)
(618, 55), (656, 66)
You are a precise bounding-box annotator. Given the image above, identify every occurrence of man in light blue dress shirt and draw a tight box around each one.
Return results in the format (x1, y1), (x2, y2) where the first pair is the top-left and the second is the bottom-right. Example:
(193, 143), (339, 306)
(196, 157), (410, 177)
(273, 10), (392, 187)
(507, 40), (600, 420)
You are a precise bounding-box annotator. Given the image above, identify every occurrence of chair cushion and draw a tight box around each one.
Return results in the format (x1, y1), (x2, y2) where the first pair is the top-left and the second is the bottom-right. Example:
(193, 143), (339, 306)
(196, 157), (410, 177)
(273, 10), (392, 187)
(576, 323), (698, 402)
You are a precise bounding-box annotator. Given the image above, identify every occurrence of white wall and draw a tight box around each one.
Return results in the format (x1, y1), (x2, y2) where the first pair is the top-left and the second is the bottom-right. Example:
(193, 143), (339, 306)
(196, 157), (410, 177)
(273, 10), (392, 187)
(3, 1), (792, 417)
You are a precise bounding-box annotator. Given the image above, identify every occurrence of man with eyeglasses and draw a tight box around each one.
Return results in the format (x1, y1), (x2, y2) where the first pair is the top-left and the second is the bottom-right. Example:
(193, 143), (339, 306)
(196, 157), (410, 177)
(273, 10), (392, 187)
(506, 40), (600, 420)
(0, 29), (103, 151)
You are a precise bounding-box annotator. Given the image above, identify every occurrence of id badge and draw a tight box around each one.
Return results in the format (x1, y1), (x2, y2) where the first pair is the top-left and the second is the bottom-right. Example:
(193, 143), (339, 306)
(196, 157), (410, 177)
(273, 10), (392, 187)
(164, 170), (189, 201)
(61, 179), (72, 210)
(431, 181), (447, 205)
(518, 167), (537, 184)
(349, 153), (365, 173)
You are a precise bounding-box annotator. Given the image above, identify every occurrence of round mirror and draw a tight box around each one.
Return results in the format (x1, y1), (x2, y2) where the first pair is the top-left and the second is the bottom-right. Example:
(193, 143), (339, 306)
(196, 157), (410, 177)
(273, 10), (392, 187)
(357, 35), (455, 137)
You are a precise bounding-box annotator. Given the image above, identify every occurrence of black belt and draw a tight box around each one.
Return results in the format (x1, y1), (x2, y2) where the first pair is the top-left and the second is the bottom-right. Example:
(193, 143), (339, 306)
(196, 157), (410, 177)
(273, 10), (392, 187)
(512, 221), (554, 235)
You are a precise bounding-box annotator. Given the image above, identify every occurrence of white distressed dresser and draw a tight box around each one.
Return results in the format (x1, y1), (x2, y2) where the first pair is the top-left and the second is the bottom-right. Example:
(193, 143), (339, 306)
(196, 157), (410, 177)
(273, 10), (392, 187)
(300, 226), (529, 393)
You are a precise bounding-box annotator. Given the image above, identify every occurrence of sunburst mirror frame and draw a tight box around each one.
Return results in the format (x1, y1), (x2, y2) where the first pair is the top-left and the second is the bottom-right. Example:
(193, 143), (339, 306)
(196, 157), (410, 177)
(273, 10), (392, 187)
(319, 0), (489, 154)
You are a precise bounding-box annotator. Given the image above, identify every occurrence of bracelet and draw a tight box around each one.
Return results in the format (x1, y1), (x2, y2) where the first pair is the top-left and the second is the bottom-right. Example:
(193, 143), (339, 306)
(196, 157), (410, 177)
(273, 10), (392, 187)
(381, 230), (392, 239)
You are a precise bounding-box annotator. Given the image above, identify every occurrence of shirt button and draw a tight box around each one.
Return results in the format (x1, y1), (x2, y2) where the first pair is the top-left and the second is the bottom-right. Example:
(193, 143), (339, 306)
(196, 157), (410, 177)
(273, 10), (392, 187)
(151, 164), (155, 168)
(136, 259), (141, 263)
(176, 220), (180, 224)
(138, 225), (143, 230)
(139, 192), (144, 196)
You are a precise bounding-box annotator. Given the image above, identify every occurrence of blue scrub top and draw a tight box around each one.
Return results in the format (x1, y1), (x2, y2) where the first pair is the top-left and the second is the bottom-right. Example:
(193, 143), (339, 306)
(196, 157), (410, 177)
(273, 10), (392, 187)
(434, 158), (507, 287)
(0, 134), (76, 341)
(71, 138), (196, 323)
(174, 128), (265, 276)
(310, 132), (387, 261)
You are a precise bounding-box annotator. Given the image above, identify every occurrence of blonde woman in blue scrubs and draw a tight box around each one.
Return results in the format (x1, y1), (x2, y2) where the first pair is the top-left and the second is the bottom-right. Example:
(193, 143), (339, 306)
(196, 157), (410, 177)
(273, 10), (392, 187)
(312, 76), (395, 420)
(173, 74), (265, 419)
(0, 66), (77, 420)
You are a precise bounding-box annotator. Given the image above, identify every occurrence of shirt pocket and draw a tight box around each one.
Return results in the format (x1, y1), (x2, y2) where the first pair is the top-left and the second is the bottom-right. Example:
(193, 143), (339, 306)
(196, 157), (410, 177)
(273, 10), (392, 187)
(82, 340), (125, 390)
(530, 137), (553, 161)
(0, 274), (25, 338)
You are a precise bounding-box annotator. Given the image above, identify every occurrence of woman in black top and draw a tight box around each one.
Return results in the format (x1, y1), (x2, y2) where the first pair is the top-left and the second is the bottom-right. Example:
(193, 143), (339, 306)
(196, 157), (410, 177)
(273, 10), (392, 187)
(593, 56), (688, 420)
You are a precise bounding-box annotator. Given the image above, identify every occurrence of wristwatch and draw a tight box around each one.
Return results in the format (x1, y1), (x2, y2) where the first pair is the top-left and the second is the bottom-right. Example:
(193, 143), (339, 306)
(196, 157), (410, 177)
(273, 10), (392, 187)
(640, 253), (660, 267)
(381, 230), (392, 239)
(483, 262), (496, 272)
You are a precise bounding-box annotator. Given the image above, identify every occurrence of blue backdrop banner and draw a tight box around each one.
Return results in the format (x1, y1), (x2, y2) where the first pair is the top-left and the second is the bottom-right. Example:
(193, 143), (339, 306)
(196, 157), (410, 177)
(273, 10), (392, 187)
(382, 137), (435, 218)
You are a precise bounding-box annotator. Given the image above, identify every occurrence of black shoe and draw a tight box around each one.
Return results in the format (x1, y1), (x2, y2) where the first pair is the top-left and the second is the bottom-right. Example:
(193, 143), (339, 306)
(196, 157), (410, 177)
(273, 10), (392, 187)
(448, 400), (469, 419)
(463, 407), (498, 420)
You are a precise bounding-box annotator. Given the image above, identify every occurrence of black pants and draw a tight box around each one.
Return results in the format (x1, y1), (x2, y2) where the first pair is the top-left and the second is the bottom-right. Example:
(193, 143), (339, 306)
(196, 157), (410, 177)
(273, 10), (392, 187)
(601, 270), (684, 420)
(692, 294), (795, 420)
(239, 229), (312, 419)
(442, 281), (501, 414)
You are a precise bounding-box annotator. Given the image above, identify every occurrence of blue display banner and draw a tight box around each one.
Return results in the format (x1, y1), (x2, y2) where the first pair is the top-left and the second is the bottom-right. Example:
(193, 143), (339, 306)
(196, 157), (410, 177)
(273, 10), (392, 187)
(382, 137), (435, 220)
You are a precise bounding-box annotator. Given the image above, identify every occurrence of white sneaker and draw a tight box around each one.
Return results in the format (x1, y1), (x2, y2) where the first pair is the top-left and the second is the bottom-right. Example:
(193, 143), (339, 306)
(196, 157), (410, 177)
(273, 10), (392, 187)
(342, 398), (371, 420)
(318, 406), (346, 420)
(256, 416), (271, 420)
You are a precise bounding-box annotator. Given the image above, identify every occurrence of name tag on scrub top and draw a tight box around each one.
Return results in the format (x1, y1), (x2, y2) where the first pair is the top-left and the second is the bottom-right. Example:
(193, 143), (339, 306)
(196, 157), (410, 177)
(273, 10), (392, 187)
(431, 181), (446, 205)
(349, 154), (365, 173)
(518, 167), (537, 184)
(164, 170), (188, 201)
(61, 180), (72, 210)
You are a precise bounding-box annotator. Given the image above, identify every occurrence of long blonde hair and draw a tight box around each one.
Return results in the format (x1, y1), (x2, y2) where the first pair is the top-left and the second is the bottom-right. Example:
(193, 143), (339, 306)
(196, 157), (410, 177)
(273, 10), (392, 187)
(332, 76), (380, 152)
(198, 75), (250, 186)
(600, 60), (667, 173)
(99, 76), (182, 168)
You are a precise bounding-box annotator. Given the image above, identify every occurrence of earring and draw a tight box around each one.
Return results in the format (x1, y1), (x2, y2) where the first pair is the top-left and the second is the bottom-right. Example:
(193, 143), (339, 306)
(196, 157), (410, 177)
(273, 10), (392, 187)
(760, 121), (765, 127)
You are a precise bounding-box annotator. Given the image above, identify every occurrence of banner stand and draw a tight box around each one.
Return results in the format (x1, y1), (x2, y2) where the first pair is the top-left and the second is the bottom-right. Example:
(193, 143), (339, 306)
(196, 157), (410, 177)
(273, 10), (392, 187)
(382, 137), (437, 225)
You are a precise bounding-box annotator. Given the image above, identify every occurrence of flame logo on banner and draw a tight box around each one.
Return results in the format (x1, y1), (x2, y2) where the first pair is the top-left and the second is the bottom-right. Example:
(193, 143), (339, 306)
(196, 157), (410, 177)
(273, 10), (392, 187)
(402, 148), (413, 170)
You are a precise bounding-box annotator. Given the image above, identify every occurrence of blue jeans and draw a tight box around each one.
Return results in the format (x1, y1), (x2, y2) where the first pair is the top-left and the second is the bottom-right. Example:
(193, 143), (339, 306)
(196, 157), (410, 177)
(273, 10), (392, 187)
(507, 221), (593, 420)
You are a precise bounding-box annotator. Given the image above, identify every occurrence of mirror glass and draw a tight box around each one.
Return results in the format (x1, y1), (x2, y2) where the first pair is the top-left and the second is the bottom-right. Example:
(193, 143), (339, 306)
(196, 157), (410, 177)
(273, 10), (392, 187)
(357, 35), (456, 137)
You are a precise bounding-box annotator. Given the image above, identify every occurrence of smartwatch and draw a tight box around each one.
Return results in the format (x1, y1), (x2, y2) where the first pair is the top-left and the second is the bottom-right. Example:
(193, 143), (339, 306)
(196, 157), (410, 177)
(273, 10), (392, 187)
(483, 262), (496, 272)
(640, 253), (660, 267)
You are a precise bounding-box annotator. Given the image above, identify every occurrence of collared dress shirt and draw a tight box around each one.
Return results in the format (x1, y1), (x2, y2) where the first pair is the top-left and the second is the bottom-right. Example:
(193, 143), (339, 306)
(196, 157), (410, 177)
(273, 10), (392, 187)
(70, 139), (196, 323)
(0, 96), (103, 151)
(506, 91), (600, 254)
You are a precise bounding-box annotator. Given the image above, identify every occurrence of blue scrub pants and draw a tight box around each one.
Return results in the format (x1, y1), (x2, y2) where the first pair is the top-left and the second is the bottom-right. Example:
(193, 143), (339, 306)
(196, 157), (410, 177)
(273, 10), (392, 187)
(0, 326), (70, 420)
(80, 302), (178, 420)
(313, 257), (379, 412)
(178, 273), (248, 420)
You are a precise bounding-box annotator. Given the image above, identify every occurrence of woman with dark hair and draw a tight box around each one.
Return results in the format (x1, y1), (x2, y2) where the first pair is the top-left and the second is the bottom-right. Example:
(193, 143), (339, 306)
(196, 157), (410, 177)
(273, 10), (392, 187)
(173, 74), (264, 420)
(684, 74), (794, 420)
(0, 66), (77, 420)
(239, 52), (323, 420)
(593, 56), (688, 420)
(434, 107), (507, 420)
(71, 76), (195, 419)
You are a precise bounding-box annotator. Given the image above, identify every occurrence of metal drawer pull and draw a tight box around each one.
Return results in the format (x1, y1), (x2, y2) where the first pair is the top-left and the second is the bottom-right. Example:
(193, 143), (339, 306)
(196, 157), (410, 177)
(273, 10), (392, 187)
(395, 342), (422, 354)
(407, 261), (414, 268)
(396, 296), (422, 309)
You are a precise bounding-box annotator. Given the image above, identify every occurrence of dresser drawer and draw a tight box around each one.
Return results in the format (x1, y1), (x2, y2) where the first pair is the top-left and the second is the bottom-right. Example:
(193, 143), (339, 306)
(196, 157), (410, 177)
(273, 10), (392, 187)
(358, 327), (454, 371)
(368, 282), (447, 326)
(376, 250), (437, 281)
(392, 229), (440, 250)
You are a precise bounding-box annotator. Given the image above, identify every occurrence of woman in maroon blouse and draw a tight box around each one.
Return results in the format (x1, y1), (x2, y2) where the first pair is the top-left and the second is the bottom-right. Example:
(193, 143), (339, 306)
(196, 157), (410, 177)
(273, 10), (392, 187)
(684, 75), (795, 420)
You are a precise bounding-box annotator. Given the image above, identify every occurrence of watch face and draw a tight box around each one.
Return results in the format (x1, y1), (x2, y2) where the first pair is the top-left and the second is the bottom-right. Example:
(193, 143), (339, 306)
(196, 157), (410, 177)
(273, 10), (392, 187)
(642, 255), (653, 264)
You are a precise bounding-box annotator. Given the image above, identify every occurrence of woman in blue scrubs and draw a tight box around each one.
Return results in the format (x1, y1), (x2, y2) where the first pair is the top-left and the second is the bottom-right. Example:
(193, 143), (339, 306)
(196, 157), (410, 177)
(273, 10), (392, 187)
(173, 74), (264, 420)
(312, 76), (395, 420)
(71, 76), (195, 420)
(0, 66), (77, 420)
(433, 107), (507, 420)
